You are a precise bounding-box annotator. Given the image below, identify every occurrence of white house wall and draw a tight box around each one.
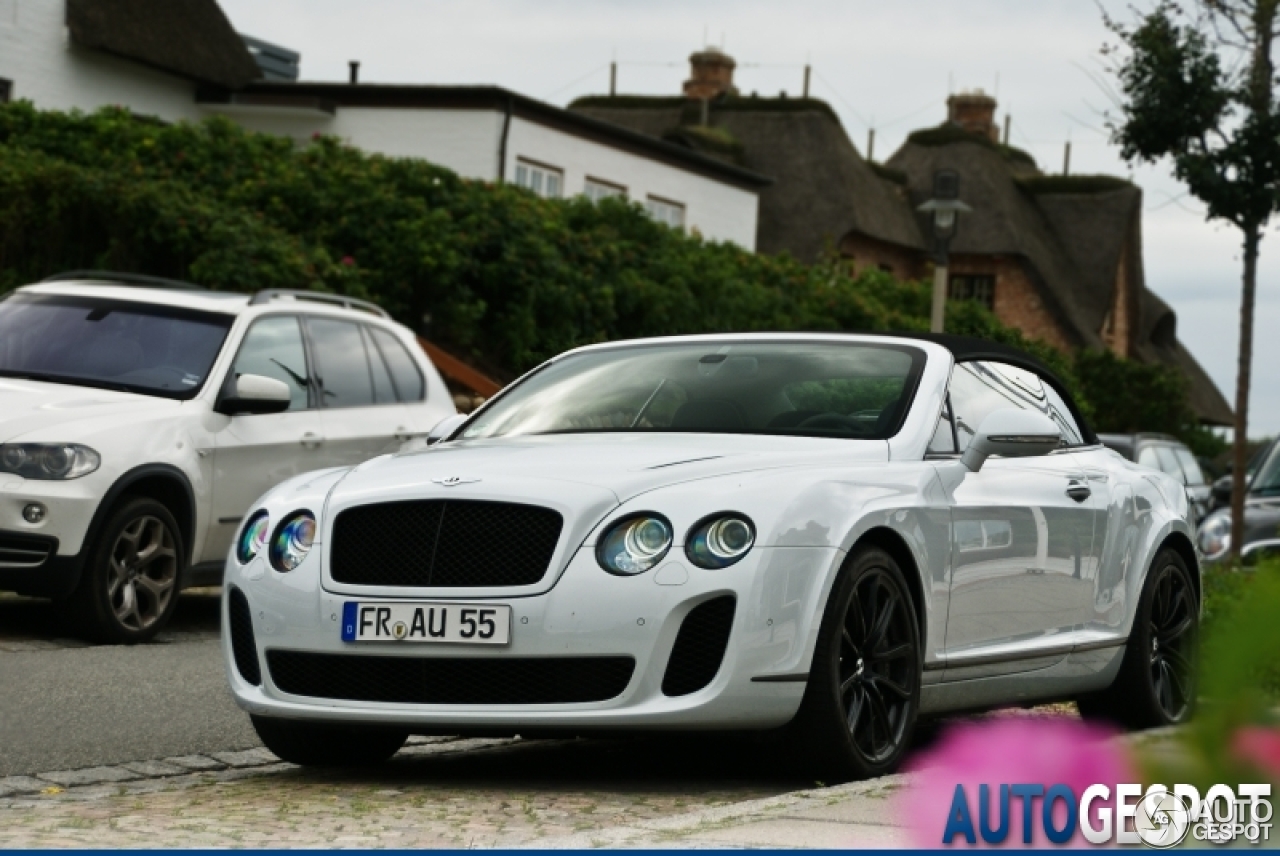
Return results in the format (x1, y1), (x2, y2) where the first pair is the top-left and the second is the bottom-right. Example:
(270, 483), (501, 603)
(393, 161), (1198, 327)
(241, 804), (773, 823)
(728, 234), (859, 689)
(506, 116), (759, 250)
(0, 0), (203, 122)
(226, 108), (506, 182)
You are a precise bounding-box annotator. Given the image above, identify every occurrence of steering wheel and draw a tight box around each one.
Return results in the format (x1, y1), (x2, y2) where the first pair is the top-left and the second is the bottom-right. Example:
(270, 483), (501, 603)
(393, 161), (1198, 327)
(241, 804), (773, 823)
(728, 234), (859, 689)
(797, 412), (863, 432)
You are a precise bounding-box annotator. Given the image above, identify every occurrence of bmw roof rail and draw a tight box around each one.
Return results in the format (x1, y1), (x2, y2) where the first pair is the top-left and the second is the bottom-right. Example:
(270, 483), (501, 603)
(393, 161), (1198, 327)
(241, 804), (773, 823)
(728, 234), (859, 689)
(41, 270), (207, 291)
(249, 289), (390, 318)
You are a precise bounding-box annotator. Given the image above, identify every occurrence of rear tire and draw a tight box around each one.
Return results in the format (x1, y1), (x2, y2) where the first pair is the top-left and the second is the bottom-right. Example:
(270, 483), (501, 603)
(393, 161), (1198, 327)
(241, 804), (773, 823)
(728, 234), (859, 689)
(251, 716), (408, 767)
(66, 496), (184, 644)
(787, 546), (922, 782)
(1076, 547), (1198, 729)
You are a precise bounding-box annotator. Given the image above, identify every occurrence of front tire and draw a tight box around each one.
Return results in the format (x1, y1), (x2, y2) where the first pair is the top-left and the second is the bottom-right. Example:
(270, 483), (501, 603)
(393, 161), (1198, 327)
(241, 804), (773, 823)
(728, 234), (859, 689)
(67, 496), (184, 644)
(1077, 547), (1198, 728)
(251, 716), (408, 767)
(788, 546), (922, 782)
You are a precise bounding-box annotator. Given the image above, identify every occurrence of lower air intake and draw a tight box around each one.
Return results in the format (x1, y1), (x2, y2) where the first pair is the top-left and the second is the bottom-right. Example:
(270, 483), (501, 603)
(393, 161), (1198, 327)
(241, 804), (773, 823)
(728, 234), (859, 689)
(227, 587), (261, 686)
(662, 595), (736, 697)
(266, 652), (635, 705)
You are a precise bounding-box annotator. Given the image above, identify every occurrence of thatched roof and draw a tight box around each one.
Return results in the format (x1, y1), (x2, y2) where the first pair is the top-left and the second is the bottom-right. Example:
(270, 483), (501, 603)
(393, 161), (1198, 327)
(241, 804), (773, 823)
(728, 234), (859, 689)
(67, 0), (260, 90)
(570, 95), (923, 260)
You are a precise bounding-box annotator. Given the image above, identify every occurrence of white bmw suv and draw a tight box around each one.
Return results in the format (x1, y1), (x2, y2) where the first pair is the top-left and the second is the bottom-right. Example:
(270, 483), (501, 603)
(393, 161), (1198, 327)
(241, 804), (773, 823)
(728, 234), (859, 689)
(0, 272), (455, 643)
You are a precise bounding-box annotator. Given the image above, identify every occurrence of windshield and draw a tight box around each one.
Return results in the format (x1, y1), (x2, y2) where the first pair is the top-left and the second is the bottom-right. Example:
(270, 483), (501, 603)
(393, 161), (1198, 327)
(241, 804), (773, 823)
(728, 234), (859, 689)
(1252, 441), (1280, 497)
(460, 341), (926, 441)
(0, 294), (233, 399)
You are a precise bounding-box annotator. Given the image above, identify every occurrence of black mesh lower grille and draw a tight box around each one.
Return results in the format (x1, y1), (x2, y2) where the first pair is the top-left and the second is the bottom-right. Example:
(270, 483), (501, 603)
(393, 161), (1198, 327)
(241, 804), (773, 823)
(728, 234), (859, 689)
(662, 596), (736, 697)
(331, 500), (563, 588)
(0, 533), (55, 567)
(266, 651), (635, 705)
(227, 587), (261, 686)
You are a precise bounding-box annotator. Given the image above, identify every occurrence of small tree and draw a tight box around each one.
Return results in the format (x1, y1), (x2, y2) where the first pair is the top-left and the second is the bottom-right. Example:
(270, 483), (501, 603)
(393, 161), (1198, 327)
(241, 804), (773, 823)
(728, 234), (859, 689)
(1106, 1), (1280, 559)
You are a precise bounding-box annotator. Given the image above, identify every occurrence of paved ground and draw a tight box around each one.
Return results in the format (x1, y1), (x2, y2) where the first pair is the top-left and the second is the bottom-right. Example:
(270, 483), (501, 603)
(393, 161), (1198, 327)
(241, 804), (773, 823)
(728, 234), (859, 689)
(0, 590), (257, 777)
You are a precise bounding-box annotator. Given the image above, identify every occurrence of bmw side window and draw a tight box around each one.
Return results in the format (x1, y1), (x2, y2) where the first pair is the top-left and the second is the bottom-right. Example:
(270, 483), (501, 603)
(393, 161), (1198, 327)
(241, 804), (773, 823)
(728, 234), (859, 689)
(362, 326), (398, 405)
(230, 316), (311, 411)
(368, 326), (426, 402)
(307, 318), (375, 409)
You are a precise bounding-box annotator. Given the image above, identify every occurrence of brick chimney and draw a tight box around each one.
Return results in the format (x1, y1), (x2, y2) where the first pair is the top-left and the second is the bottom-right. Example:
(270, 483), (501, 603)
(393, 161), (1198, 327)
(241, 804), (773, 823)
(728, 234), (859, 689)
(683, 47), (738, 99)
(946, 90), (998, 142)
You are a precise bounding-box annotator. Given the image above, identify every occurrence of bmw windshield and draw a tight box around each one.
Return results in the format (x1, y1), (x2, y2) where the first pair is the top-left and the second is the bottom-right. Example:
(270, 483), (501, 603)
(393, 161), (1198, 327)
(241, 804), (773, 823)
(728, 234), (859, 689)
(460, 341), (926, 441)
(0, 294), (233, 399)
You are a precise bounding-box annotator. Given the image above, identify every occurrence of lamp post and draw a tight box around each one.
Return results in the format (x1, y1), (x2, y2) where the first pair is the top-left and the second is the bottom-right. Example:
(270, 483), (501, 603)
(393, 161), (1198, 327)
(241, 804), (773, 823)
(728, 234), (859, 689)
(917, 170), (972, 334)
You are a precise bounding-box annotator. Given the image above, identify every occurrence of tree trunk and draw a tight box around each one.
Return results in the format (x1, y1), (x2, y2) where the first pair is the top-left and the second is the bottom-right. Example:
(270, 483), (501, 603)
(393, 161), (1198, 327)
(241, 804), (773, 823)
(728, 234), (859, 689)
(1230, 227), (1260, 561)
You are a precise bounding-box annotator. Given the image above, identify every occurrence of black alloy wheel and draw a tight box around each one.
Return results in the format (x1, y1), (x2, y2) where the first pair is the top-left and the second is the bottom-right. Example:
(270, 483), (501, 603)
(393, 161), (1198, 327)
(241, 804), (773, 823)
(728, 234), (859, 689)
(1077, 547), (1198, 728)
(789, 546), (922, 781)
(66, 496), (186, 644)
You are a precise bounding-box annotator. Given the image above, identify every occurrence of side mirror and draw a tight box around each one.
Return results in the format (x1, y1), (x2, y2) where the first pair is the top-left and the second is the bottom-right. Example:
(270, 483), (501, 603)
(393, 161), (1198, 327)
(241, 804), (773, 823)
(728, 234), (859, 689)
(961, 408), (1062, 472)
(215, 373), (291, 416)
(427, 413), (468, 445)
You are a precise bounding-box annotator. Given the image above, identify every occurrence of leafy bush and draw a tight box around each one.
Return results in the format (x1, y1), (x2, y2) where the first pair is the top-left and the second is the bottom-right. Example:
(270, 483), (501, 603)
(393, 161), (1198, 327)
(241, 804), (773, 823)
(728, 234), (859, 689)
(0, 101), (1208, 437)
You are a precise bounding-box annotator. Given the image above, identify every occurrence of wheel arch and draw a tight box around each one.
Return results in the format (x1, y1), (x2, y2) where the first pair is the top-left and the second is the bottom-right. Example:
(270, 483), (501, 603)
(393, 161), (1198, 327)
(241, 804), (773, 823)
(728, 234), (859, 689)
(88, 464), (196, 566)
(1158, 530), (1201, 607)
(852, 526), (928, 648)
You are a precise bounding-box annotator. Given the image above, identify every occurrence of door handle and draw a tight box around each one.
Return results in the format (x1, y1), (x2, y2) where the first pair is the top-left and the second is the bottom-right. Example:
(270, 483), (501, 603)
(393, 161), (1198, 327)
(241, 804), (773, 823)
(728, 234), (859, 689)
(300, 432), (325, 449)
(1066, 482), (1091, 503)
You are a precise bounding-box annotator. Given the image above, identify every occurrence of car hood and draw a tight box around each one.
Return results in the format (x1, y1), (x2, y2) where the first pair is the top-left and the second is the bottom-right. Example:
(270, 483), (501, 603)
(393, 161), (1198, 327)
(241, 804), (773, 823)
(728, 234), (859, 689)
(0, 377), (179, 443)
(346, 433), (891, 503)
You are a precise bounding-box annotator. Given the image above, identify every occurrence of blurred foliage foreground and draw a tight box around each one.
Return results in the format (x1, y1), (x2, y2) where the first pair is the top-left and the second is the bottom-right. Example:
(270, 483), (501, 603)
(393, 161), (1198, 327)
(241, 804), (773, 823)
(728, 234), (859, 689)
(0, 102), (1216, 451)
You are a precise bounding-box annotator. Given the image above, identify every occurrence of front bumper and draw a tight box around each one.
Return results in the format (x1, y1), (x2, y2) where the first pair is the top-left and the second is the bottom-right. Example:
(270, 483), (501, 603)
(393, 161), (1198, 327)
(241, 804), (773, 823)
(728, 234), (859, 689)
(0, 474), (105, 597)
(224, 544), (841, 731)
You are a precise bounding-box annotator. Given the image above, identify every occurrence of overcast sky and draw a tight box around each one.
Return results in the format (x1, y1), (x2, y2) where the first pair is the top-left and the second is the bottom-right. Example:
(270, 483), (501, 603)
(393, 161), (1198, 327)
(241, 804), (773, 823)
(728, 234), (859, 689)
(218, 0), (1280, 438)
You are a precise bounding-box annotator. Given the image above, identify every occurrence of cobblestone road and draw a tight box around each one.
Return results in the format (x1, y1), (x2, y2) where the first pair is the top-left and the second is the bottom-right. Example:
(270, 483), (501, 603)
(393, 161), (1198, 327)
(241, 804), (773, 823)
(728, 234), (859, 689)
(0, 735), (809, 848)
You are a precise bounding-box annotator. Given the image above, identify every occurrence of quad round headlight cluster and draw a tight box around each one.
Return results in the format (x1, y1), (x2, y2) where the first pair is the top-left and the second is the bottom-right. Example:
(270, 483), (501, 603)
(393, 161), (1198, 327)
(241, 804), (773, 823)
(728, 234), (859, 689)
(236, 510), (271, 564)
(685, 514), (755, 569)
(596, 512), (755, 575)
(269, 511), (317, 572)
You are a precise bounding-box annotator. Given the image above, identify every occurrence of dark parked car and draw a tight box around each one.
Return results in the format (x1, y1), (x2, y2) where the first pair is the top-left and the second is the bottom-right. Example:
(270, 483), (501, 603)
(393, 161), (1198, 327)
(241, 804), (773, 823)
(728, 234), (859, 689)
(1099, 433), (1210, 524)
(1198, 437), (1280, 565)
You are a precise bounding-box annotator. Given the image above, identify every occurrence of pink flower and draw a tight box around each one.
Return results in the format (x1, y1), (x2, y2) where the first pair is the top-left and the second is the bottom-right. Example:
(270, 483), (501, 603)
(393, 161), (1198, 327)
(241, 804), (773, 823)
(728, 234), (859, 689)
(340, 255), (355, 266)
(1232, 726), (1280, 779)
(896, 716), (1135, 848)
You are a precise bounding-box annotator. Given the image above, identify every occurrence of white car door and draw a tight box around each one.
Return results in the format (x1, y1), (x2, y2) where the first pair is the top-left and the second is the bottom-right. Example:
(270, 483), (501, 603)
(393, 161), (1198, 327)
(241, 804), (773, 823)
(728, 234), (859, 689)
(207, 314), (329, 563)
(937, 360), (1097, 665)
(305, 316), (414, 464)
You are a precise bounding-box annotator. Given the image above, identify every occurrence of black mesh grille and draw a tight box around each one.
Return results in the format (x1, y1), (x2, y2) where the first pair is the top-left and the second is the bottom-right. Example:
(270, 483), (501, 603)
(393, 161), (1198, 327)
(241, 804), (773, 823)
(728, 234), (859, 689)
(330, 500), (563, 588)
(227, 587), (261, 686)
(267, 651), (634, 704)
(662, 596), (736, 697)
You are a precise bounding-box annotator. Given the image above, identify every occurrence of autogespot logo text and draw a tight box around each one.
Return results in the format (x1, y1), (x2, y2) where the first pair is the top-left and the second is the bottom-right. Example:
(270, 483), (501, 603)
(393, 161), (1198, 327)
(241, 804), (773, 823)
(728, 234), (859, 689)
(942, 782), (1273, 847)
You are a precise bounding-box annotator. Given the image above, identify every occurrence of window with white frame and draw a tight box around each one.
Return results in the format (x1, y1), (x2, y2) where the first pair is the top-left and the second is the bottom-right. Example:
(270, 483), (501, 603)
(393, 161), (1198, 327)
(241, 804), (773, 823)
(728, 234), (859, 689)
(646, 196), (686, 230)
(514, 159), (562, 198)
(583, 177), (627, 203)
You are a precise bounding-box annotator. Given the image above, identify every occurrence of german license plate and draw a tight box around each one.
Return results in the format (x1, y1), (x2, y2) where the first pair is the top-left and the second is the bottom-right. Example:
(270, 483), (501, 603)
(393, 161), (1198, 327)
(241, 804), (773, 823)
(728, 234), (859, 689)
(341, 601), (510, 645)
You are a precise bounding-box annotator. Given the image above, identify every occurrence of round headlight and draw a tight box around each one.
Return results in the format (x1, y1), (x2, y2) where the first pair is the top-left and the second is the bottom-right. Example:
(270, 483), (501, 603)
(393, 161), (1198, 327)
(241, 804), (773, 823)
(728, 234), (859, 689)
(686, 514), (756, 569)
(236, 510), (270, 565)
(269, 511), (316, 572)
(597, 514), (672, 575)
(1, 445), (28, 471)
(1197, 513), (1231, 560)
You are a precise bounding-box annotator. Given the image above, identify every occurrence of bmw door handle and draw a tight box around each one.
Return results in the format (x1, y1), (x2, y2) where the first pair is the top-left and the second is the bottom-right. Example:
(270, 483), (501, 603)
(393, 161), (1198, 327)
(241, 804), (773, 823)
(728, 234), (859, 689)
(1066, 482), (1091, 503)
(300, 432), (325, 449)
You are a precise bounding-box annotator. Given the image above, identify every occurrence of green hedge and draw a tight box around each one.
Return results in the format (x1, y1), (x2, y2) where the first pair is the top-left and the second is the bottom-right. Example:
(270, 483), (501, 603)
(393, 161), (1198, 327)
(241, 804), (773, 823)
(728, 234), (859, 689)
(0, 102), (1208, 448)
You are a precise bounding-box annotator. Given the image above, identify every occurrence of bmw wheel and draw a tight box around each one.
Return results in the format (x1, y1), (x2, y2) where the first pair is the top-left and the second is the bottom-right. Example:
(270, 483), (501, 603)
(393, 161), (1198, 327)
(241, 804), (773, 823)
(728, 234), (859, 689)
(790, 545), (922, 781)
(1077, 547), (1198, 728)
(68, 496), (184, 644)
(251, 716), (409, 767)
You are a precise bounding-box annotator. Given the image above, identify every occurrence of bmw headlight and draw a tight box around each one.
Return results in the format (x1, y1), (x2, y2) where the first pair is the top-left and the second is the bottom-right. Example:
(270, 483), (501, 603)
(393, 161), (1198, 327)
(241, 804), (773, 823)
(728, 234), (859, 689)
(1197, 512), (1231, 560)
(269, 511), (316, 572)
(686, 514), (756, 569)
(236, 510), (270, 565)
(0, 443), (100, 480)
(597, 513), (672, 575)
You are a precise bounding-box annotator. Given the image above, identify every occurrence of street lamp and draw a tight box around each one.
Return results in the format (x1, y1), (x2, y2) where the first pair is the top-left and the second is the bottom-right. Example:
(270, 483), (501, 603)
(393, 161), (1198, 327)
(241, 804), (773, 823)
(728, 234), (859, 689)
(917, 169), (972, 334)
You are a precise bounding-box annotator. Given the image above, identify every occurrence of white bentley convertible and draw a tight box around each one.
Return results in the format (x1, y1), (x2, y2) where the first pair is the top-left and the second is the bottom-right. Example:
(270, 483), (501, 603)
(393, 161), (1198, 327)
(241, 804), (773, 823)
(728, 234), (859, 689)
(223, 333), (1199, 780)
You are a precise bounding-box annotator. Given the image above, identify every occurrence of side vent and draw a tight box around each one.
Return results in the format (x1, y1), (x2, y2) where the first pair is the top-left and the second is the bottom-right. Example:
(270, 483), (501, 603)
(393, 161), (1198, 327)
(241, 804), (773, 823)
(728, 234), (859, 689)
(662, 595), (736, 697)
(227, 586), (261, 686)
